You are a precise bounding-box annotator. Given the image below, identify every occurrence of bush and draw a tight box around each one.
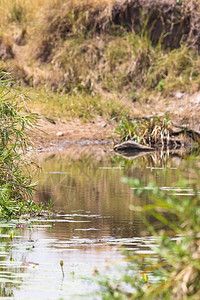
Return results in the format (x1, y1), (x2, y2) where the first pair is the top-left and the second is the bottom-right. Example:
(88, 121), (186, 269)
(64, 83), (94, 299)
(0, 71), (45, 218)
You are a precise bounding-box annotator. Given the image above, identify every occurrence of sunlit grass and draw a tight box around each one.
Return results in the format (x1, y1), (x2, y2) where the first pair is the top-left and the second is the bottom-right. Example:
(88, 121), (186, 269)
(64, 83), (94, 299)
(0, 0), (115, 26)
(1, 0), (200, 104)
(21, 86), (130, 121)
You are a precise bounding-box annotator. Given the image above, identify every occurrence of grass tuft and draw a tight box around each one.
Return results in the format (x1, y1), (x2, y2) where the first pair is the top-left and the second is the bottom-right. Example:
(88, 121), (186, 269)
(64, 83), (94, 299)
(115, 114), (172, 147)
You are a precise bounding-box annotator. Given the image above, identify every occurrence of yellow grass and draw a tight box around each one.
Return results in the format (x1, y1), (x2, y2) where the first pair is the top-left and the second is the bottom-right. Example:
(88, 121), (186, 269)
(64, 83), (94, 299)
(0, 0), (116, 26)
(1, 0), (200, 108)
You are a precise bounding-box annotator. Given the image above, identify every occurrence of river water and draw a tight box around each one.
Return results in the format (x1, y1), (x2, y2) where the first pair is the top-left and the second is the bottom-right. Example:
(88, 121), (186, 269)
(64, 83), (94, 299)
(0, 145), (199, 299)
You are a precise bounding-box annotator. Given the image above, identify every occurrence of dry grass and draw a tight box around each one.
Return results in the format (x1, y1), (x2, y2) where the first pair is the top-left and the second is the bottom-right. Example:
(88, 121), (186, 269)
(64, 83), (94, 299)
(0, 0), (200, 122)
(0, 0), (115, 26)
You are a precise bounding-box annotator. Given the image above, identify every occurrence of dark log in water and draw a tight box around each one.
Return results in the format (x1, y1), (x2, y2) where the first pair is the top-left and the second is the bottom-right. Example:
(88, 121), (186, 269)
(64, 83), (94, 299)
(114, 141), (154, 152)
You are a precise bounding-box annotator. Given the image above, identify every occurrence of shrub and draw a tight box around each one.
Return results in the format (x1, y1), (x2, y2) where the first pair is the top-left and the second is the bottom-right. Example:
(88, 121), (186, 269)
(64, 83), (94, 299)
(0, 71), (45, 218)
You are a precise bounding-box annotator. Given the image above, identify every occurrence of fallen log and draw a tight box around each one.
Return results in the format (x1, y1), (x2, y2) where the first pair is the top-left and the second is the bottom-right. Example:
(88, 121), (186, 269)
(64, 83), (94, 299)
(114, 141), (154, 152)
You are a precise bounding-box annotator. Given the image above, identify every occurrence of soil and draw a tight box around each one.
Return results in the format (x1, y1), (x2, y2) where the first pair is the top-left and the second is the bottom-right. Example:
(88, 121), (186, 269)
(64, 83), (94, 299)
(31, 116), (114, 152)
(32, 90), (200, 152)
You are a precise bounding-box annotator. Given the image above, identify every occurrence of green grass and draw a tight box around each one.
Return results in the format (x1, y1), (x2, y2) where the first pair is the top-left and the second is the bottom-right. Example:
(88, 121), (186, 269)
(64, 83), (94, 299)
(21, 86), (130, 121)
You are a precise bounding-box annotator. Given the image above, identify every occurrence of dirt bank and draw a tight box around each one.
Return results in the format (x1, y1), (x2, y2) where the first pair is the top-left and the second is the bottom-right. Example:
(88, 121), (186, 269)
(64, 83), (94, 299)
(32, 89), (200, 152)
(31, 116), (114, 151)
(0, 0), (200, 150)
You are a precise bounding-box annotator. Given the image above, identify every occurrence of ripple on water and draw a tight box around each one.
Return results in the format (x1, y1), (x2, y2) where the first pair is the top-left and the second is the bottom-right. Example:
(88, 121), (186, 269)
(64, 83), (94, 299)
(0, 148), (199, 299)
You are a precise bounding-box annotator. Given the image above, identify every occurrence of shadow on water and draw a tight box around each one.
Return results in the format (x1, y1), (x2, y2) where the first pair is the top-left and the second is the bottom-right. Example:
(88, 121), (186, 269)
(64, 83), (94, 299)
(0, 145), (200, 299)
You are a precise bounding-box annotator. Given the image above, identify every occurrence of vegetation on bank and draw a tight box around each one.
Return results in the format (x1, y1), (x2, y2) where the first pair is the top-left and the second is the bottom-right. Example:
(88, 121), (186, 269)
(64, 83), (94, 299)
(21, 86), (129, 121)
(0, 72), (50, 219)
(99, 165), (200, 299)
(0, 0), (200, 121)
(115, 114), (200, 150)
(115, 115), (172, 145)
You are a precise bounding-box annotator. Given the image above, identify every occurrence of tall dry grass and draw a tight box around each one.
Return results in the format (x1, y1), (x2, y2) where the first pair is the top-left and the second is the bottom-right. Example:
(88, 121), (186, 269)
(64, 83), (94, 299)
(0, 0), (115, 26)
(0, 0), (200, 120)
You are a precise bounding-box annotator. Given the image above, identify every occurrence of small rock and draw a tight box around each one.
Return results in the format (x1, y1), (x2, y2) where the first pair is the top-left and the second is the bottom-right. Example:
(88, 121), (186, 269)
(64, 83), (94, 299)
(175, 92), (184, 99)
(190, 94), (200, 105)
(56, 132), (64, 137)
(101, 123), (107, 128)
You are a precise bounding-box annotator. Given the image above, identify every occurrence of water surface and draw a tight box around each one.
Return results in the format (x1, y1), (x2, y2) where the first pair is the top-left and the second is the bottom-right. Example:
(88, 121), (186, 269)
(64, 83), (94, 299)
(0, 145), (199, 299)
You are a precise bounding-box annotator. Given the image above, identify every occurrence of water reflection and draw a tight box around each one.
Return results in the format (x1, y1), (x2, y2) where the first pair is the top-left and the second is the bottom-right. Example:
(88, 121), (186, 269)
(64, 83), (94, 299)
(0, 145), (199, 299)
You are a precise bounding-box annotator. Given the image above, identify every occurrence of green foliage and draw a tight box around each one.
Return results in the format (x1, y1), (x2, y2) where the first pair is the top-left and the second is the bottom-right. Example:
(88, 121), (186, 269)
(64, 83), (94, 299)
(0, 71), (48, 219)
(22, 86), (129, 121)
(98, 167), (200, 299)
(157, 80), (164, 91)
(115, 114), (171, 146)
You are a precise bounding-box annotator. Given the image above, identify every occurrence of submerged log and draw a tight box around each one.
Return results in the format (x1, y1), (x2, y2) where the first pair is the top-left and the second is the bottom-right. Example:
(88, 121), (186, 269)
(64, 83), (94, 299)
(114, 141), (154, 152)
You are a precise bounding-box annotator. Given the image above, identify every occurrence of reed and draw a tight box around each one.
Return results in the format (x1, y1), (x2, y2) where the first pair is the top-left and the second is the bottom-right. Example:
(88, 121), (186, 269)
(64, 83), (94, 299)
(0, 71), (49, 218)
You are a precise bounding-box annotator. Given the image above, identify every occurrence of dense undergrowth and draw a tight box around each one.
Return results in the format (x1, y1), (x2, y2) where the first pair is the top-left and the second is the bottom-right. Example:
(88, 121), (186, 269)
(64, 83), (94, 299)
(0, 72), (49, 219)
(0, 0), (200, 119)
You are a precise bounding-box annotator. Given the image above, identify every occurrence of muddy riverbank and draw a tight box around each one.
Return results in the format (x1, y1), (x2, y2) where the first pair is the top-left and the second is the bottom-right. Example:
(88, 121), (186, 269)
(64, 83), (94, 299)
(1, 0), (200, 151)
(31, 91), (200, 152)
